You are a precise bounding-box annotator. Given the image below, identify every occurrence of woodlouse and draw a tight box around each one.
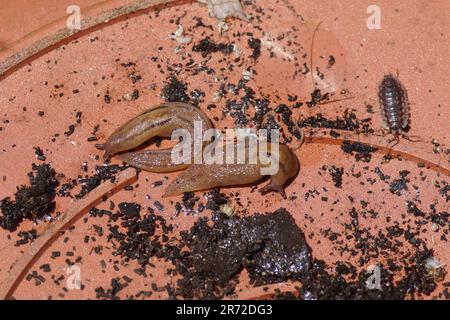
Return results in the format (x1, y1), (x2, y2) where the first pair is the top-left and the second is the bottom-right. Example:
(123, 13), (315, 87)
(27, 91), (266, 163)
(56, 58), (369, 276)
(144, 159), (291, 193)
(378, 74), (416, 146)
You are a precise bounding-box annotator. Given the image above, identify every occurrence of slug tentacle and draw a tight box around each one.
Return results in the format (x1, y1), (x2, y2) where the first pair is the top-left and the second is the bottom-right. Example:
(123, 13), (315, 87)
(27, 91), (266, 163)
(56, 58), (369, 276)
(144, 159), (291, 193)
(162, 143), (299, 197)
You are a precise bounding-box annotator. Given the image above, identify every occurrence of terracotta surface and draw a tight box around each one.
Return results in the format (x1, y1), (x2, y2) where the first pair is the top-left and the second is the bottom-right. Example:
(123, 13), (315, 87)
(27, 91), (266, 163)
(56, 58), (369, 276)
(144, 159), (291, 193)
(0, 0), (448, 299)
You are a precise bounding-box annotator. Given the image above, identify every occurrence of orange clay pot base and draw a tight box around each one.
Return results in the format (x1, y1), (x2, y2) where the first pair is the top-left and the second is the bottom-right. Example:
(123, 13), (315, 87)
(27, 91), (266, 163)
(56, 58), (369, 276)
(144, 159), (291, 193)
(0, 1), (448, 299)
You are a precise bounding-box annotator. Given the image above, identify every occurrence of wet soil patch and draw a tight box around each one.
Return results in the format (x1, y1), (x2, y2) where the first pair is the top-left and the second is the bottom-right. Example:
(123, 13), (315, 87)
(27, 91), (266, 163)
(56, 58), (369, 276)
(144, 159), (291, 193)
(177, 209), (312, 298)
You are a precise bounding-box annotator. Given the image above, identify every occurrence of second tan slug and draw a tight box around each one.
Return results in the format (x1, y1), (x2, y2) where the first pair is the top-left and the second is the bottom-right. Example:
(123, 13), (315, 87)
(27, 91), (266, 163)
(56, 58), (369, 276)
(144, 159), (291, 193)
(96, 102), (213, 172)
(98, 102), (300, 197)
(163, 142), (299, 198)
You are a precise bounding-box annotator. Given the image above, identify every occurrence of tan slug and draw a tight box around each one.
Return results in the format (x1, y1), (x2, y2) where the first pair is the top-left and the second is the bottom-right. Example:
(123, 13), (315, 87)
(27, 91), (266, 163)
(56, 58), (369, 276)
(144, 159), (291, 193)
(96, 102), (213, 172)
(98, 103), (300, 197)
(163, 143), (299, 198)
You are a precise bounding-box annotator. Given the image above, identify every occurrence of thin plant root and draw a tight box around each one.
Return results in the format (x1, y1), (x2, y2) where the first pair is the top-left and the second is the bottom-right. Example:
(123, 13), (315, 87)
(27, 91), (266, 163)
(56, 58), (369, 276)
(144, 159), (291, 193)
(303, 128), (450, 177)
(0, 168), (138, 300)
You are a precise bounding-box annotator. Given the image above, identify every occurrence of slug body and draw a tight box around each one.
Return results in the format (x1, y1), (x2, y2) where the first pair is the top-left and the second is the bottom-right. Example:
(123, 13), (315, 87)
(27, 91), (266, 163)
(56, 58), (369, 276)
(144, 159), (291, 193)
(378, 74), (410, 136)
(99, 103), (299, 197)
(163, 143), (299, 198)
(98, 102), (213, 172)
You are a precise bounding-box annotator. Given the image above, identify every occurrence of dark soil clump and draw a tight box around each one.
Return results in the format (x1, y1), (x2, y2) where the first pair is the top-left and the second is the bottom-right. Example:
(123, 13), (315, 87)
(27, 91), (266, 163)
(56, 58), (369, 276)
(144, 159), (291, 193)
(161, 76), (190, 103)
(298, 253), (436, 300)
(389, 170), (410, 195)
(192, 37), (234, 57)
(328, 166), (344, 188)
(341, 140), (378, 162)
(177, 209), (312, 298)
(247, 37), (262, 61)
(0, 164), (58, 231)
(306, 89), (329, 107)
(298, 110), (373, 134)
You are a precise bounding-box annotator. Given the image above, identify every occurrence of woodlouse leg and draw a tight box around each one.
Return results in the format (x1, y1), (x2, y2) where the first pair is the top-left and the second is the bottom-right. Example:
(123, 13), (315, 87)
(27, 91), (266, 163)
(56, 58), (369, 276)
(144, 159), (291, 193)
(398, 129), (423, 143)
(386, 134), (400, 150)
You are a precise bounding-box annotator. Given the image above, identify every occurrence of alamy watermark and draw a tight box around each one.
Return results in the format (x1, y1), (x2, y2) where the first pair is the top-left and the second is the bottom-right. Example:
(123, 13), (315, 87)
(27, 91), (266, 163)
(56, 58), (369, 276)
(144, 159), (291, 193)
(67, 5), (81, 31)
(365, 264), (381, 290)
(66, 265), (81, 290)
(170, 121), (281, 176)
(367, 5), (382, 30)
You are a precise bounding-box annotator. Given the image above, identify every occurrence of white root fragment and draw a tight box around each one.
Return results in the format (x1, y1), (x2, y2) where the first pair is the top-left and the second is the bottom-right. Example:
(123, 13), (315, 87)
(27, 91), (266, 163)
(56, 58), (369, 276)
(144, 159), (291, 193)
(197, 0), (248, 21)
(217, 21), (229, 34)
(212, 91), (223, 103)
(169, 25), (192, 44)
(242, 68), (253, 81)
(233, 43), (241, 59)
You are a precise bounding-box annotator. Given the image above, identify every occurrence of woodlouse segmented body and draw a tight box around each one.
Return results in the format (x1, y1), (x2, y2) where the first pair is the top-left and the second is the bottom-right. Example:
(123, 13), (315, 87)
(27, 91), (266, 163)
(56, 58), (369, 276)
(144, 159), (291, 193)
(378, 74), (410, 136)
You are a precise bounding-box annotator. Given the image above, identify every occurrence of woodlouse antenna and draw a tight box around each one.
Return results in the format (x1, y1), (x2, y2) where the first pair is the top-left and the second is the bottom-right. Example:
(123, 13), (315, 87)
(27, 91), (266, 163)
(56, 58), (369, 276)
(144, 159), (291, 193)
(386, 135), (400, 150)
(402, 134), (424, 143)
(317, 95), (354, 106)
